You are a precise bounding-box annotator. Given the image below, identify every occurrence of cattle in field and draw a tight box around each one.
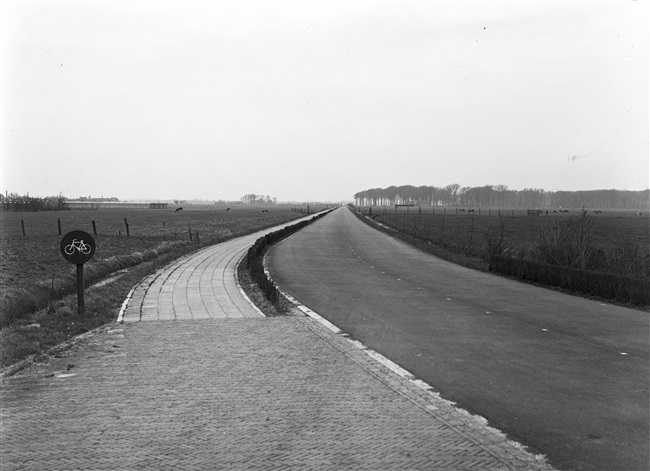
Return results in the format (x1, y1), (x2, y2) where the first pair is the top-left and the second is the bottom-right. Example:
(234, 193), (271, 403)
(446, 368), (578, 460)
(226, 208), (231, 211)
(635, 211), (642, 216)
(175, 207), (183, 213)
(261, 209), (269, 213)
(468, 209), (475, 214)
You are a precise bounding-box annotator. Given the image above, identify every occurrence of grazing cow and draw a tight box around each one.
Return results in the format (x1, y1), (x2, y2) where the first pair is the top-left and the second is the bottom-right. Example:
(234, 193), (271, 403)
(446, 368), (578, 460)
(459, 208), (465, 212)
(261, 209), (269, 213)
(635, 211), (642, 216)
(226, 207), (231, 211)
(468, 209), (475, 214)
(175, 207), (183, 213)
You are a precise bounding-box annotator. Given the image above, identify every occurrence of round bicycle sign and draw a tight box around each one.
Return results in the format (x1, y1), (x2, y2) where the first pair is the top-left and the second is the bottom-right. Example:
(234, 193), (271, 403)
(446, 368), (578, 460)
(60, 230), (96, 264)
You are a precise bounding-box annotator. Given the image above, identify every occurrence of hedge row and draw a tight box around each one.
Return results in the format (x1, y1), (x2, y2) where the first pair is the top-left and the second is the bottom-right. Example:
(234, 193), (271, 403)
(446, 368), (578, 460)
(246, 209), (335, 304)
(489, 255), (649, 306)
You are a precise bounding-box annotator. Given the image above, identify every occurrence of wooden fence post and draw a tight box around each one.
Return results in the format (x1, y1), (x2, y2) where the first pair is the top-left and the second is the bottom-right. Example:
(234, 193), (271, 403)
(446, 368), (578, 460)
(124, 218), (130, 236)
(92, 220), (97, 235)
(57, 218), (62, 235)
(21, 220), (25, 236)
(189, 227), (193, 241)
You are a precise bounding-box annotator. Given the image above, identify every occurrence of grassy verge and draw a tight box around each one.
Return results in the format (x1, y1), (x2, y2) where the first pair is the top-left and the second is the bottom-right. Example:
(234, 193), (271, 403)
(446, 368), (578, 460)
(245, 210), (336, 304)
(237, 257), (301, 318)
(0, 213), (308, 370)
(0, 205), (320, 329)
(1, 245), (197, 370)
(0, 239), (192, 330)
(352, 209), (648, 310)
(237, 208), (337, 317)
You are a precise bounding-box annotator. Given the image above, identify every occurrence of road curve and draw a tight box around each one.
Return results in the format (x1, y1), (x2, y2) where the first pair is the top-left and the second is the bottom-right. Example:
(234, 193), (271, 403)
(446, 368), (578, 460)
(1, 208), (557, 470)
(121, 213), (319, 322)
(266, 207), (649, 471)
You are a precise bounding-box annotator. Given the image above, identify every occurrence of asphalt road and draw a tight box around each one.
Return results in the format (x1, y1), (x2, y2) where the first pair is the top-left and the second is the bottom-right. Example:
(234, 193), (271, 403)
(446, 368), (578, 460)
(266, 207), (649, 471)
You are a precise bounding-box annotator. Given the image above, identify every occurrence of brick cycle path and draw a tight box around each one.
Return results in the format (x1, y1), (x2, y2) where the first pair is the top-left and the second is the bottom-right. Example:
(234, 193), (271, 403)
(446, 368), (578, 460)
(1, 218), (555, 470)
(120, 233), (267, 322)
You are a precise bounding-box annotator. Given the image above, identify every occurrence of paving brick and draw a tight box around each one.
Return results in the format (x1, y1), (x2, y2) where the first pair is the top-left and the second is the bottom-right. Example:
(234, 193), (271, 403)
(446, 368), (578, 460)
(1, 318), (554, 470)
(1, 216), (555, 470)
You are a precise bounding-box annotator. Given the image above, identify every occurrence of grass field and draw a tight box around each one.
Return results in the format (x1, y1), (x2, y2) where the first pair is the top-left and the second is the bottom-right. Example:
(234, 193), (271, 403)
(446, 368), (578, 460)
(0, 204), (319, 368)
(1, 205), (312, 296)
(358, 206), (650, 278)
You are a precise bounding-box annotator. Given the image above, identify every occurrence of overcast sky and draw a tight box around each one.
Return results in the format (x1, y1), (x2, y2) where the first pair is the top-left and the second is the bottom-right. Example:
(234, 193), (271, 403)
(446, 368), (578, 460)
(1, 1), (648, 202)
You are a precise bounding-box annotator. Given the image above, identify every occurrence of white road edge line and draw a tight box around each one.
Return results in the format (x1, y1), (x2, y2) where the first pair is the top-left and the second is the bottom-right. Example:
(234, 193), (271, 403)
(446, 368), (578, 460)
(265, 215), (437, 393)
(275, 286), (434, 392)
(255, 208), (555, 470)
(269, 277), (555, 470)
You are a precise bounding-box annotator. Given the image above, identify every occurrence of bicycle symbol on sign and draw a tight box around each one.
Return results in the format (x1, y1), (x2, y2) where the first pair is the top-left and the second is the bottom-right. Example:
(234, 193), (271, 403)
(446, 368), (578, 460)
(64, 239), (92, 255)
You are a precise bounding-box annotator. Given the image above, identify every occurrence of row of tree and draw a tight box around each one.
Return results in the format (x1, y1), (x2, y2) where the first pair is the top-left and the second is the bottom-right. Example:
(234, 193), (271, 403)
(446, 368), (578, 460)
(240, 194), (278, 205)
(1, 192), (69, 212)
(354, 185), (649, 210)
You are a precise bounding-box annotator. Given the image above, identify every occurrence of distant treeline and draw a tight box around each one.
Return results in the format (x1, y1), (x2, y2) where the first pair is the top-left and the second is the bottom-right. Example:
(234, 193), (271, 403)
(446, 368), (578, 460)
(1, 192), (69, 212)
(240, 194), (278, 205)
(354, 184), (649, 209)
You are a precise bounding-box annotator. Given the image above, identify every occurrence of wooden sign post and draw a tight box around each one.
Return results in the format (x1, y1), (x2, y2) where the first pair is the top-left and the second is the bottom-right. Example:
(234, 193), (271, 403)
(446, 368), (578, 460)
(60, 230), (96, 314)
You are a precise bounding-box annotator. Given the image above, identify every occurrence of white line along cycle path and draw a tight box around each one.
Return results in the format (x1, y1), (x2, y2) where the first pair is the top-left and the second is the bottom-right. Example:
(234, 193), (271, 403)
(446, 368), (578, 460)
(120, 214), (319, 322)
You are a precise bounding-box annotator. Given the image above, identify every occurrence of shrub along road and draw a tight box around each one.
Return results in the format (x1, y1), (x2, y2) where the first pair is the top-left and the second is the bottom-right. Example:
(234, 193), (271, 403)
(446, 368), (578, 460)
(266, 207), (649, 471)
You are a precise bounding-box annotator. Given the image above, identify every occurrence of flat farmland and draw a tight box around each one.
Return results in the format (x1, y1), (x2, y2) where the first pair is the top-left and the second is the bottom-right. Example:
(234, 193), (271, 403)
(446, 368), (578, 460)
(0, 205), (310, 323)
(1, 204), (325, 367)
(359, 206), (650, 279)
(375, 208), (648, 248)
